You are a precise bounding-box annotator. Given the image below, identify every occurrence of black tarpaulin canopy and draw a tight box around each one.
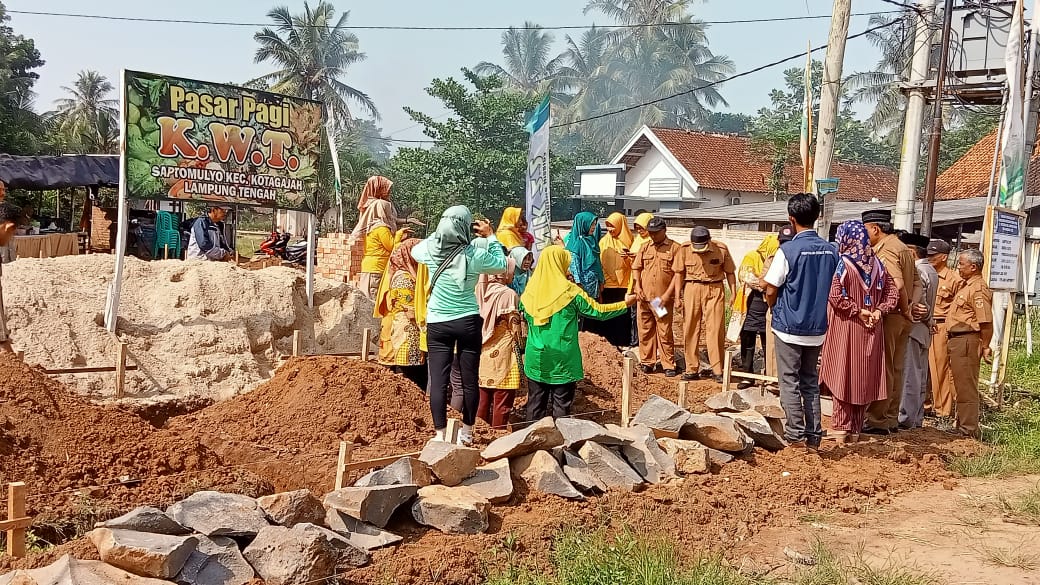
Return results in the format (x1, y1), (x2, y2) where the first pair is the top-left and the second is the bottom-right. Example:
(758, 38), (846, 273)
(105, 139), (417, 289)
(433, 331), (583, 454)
(0, 154), (118, 190)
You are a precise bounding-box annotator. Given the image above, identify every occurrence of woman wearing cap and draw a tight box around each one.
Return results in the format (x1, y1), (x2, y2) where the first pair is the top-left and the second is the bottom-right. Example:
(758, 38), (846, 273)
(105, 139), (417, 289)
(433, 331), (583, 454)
(564, 211), (605, 300)
(595, 212), (637, 347)
(412, 206), (507, 445)
(521, 245), (637, 419)
(475, 257), (525, 430)
(352, 176), (409, 301)
(374, 238), (429, 391)
(733, 234), (780, 386)
(819, 220), (900, 445)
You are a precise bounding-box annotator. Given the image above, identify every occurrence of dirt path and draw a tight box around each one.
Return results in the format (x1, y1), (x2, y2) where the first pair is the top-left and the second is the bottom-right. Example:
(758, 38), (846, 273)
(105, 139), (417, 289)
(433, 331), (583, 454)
(743, 475), (1040, 584)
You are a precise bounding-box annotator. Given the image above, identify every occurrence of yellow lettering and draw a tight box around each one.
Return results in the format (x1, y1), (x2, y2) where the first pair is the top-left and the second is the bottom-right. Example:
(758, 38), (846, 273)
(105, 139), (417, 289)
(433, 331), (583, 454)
(199, 94), (213, 117)
(169, 85), (186, 112)
(241, 97), (257, 123)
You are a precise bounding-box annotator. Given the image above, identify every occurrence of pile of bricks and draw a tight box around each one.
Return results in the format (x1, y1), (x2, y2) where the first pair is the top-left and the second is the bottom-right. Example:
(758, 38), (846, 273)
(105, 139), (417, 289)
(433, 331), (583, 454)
(90, 207), (117, 253)
(317, 233), (363, 283)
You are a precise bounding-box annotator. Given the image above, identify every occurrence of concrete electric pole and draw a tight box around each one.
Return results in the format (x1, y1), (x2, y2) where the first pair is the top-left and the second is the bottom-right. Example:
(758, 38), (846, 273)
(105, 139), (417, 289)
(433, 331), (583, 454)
(920, 0), (957, 237)
(893, 0), (938, 232)
(814, 0), (852, 237)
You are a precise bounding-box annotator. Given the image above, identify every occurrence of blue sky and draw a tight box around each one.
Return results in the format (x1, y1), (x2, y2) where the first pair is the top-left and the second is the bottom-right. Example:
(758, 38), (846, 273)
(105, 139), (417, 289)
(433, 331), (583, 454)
(7, 0), (899, 146)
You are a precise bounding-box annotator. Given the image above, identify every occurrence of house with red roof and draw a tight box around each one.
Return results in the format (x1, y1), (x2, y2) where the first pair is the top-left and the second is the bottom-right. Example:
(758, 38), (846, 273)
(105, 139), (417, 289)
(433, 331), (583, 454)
(574, 126), (899, 215)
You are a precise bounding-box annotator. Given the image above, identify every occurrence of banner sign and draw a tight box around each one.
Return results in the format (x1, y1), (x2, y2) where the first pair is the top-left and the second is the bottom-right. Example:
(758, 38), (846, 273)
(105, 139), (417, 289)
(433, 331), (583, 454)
(123, 70), (322, 212)
(983, 206), (1027, 291)
(525, 94), (551, 259)
(998, 0), (1027, 211)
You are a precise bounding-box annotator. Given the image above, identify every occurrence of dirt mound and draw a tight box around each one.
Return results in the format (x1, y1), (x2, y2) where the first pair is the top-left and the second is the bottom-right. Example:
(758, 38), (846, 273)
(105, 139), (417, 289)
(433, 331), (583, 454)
(3, 255), (378, 402)
(0, 353), (254, 522)
(166, 356), (431, 493)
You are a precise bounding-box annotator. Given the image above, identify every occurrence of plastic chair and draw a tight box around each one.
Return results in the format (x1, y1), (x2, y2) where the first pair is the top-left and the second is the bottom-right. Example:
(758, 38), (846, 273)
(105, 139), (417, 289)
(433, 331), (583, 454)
(152, 211), (182, 259)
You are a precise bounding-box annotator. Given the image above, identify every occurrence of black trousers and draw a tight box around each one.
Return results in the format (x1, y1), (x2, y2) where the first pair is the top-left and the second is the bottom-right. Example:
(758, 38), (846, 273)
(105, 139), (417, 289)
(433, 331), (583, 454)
(740, 330), (767, 373)
(394, 365), (428, 394)
(526, 379), (577, 421)
(427, 315), (482, 430)
(588, 287), (632, 347)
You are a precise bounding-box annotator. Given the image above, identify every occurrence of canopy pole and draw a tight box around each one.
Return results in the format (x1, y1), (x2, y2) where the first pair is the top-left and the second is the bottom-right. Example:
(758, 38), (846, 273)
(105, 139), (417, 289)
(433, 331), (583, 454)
(105, 70), (130, 333)
(306, 213), (316, 308)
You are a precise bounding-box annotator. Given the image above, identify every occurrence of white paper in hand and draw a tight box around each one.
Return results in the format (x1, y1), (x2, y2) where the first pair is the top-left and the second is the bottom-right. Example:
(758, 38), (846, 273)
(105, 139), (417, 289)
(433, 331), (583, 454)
(650, 297), (668, 318)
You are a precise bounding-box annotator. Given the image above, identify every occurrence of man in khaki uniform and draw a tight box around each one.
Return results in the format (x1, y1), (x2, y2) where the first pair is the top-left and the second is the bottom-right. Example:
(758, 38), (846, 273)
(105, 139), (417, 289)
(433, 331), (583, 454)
(677, 226), (736, 382)
(632, 217), (683, 377)
(946, 248), (993, 438)
(862, 209), (923, 434)
(926, 239), (957, 424)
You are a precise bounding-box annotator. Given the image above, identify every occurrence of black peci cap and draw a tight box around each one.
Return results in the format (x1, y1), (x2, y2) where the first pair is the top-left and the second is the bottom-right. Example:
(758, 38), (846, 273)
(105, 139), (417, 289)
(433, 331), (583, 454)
(898, 232), (930, 250)
(861, 209), (892, 225)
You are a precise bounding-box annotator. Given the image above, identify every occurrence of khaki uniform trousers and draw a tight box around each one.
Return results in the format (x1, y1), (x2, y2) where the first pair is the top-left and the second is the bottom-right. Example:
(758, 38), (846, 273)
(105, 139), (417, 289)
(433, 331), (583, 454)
(948, 332), (982, 437)
(867, 313), (910, 430)
(682, 281), (726, 375)
(637, 299), (676, 370)
(928, 322), (955, 417)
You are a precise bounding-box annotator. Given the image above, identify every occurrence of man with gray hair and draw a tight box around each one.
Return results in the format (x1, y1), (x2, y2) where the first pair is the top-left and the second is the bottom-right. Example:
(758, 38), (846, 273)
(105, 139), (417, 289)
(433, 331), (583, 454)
(945, 248), (993, 438)
(898, 233), (938, 429)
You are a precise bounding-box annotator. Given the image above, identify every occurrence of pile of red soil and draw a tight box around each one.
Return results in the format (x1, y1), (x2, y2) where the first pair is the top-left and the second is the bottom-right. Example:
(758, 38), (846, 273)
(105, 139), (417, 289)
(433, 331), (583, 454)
(0, 354), (238, 520)
(166, 357), (431, 493)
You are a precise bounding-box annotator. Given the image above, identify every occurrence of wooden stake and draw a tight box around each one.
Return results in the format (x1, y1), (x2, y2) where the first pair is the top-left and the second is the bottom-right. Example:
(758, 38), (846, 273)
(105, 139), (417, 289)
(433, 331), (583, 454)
(335, 441), (354, 491)
(621, 356), (634, 428)
(6, 482), (27, 558)
(361, 328), (372, 362)
(292, 330), (301, 357)
(678, 381), (688, 409)
(115, 342), (128, 398)
(445, 419), (461, 443)
(164, 244), (169, 260)
(996, 294), (1016, 408)
(721, 348), (735, 391)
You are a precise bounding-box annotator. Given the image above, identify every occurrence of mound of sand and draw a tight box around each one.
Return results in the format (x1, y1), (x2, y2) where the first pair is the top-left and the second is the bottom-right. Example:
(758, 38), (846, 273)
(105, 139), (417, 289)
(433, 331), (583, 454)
(2, 255), (378, 401)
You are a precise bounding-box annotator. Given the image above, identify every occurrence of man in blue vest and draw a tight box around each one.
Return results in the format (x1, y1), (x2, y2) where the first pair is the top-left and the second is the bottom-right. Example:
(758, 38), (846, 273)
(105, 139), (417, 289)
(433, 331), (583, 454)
(764, 194), (838, 452)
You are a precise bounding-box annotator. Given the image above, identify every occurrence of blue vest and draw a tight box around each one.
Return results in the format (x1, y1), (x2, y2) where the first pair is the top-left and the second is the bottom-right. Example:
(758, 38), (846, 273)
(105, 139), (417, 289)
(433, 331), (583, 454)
(772, 230), (838, 337)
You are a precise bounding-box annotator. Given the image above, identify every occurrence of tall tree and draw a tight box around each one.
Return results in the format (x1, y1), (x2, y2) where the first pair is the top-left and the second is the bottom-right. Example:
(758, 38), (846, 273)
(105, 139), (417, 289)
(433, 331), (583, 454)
(253, 1), (377, 124)
(475, 23), (560, 95)
(48, 70), (118, 153)
(844, 11), (916, 137)
(0, 1), (45, 155)
(385, 70), (574, 226)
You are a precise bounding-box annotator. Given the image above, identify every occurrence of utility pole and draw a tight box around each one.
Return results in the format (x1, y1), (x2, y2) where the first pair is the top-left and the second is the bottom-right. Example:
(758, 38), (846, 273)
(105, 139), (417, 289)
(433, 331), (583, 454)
(920, 0), (957, 237)
(814, 0), (852, 237)
(893, 0), (938, 232)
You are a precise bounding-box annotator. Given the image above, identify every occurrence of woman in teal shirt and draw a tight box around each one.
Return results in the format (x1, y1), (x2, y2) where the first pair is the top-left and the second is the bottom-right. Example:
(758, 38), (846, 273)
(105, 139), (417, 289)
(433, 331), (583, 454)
(412, 206), (506, 445)
(520, 245), (635, 420)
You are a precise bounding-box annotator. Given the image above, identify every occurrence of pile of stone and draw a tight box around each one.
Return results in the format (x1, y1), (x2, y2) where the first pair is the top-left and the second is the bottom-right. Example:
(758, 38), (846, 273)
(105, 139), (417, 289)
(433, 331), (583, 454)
(0, 414), (748, 585)
(630, 388), (789, 460)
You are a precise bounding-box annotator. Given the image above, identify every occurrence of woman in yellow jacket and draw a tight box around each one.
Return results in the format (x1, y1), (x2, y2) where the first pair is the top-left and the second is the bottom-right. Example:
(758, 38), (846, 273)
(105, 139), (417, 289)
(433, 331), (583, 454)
(352, 176), (408, 301)
(374, 238), (430, 391)
(591, 212), (636, 347)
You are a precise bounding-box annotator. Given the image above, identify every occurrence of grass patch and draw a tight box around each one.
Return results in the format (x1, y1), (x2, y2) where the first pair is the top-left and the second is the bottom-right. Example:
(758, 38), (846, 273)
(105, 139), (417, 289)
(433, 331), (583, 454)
(949, 400), (1040, 477)
(484, 530), (938, 585)
(972, 542), (1040, 571)
(998, 483), (1040, 525)
(1004, 351), (1040, 396)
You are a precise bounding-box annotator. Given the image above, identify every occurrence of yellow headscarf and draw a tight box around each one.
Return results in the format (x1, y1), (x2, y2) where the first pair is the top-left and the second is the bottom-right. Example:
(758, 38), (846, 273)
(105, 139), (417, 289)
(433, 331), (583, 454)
(599, 212), (635, 289)
(630, 213), (654, 255)
(732, 235), (780, 313)
(520, 245), (584, 326)
(627, 213), (654, 293)
(495, 207), (525, 250)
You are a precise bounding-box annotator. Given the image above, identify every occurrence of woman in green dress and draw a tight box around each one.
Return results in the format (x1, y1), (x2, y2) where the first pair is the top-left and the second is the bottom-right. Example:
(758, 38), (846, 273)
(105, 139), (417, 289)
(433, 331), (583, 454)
(520, 245), (636, 420)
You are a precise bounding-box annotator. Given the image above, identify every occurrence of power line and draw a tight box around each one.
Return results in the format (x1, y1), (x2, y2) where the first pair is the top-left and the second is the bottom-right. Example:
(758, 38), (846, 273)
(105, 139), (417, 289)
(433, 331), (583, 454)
(370, 17), (903, 146)
(7, 8), (901, 30)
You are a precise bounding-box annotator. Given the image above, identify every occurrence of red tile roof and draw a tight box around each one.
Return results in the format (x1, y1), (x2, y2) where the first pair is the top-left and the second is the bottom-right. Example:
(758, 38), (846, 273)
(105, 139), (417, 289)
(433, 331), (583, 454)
(630, 127), (899, 202)
(934, 129), (1040, 200)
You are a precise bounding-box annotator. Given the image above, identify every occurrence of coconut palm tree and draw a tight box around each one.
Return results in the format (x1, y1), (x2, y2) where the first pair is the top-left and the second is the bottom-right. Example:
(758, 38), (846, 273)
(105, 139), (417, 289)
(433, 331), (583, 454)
(553, 26), (612, 120)
(845, 12), (916, 137)
(253, 1), (377, 124)
(475, 22), (561, 95)
(49, 70), (117, 153)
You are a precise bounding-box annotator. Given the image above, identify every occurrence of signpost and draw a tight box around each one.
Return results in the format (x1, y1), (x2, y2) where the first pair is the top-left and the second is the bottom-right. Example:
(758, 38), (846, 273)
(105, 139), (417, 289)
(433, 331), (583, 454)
(106, 71), (324, 331)
(983, 206), (1027, 291)
(815, 177), (839, 236)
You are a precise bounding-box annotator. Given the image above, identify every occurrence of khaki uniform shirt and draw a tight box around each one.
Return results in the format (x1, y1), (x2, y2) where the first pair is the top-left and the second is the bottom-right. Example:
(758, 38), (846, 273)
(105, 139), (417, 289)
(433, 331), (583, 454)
(677, 241), (736, 283)
(874, 234), (923, 311)
(934, 266), (957, 320)
(947, 273), (994, 334)
(633, 238), (682, 298)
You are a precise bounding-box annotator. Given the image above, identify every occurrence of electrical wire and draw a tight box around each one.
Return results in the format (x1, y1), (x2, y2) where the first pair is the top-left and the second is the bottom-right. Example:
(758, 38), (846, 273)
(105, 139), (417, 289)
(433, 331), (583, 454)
(6, 9), (902, 30)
